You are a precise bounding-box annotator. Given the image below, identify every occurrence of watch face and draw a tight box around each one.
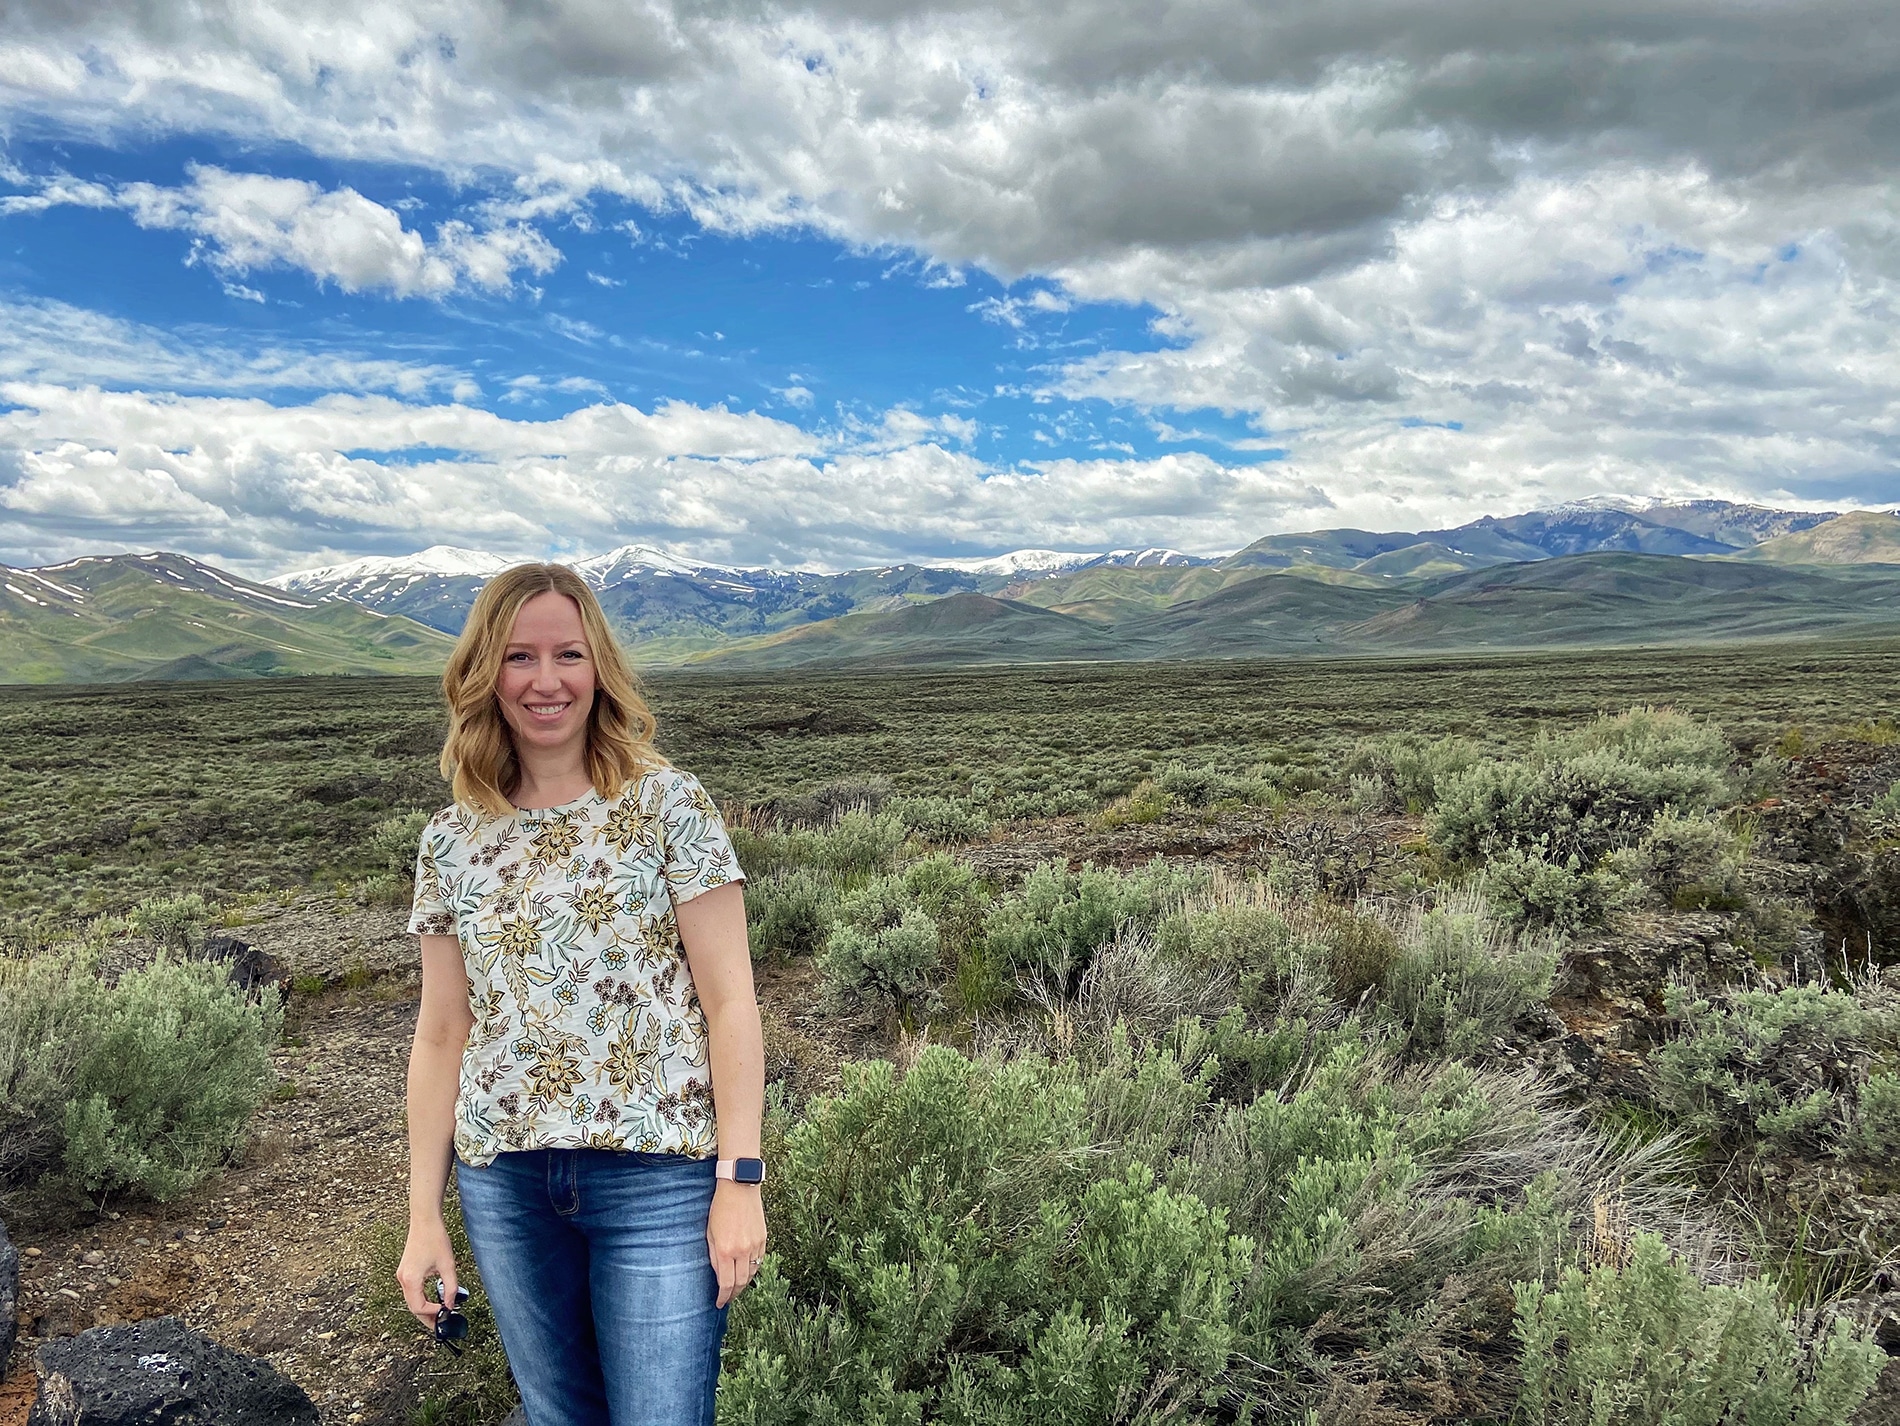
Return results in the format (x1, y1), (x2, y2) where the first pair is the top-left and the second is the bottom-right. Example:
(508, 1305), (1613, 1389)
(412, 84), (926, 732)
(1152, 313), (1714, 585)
(734, 1158), (765, 1184)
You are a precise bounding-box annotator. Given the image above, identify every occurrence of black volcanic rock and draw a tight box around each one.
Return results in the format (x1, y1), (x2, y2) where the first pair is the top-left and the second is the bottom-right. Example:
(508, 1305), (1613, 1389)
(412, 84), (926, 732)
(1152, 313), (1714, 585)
(28, 1317), (318, 1426)
(1, 1215), (17, 1373)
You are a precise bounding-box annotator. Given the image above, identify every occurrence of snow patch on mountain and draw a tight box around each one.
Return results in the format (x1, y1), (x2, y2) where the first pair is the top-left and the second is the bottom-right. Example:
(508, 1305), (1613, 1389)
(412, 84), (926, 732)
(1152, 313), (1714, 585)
(267, 545), (516, 591)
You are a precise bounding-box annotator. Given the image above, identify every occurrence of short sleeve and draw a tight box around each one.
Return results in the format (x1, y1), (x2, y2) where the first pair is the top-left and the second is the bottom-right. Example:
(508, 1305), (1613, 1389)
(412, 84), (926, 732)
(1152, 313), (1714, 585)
(407, 811), (457, 937)
(657, 769), (745, 904)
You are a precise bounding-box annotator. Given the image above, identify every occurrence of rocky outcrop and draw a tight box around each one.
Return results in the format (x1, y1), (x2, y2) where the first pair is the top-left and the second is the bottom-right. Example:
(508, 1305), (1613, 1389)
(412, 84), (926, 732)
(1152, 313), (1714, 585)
(27, 1317), (317, 1426)
(199, 934), (287, 999)
(1, 1216), (17, 1373)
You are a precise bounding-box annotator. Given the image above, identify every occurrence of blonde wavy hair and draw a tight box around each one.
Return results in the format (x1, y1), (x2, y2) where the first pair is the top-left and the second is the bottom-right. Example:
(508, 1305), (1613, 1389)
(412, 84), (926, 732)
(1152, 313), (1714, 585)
(439, 563), (663, 816)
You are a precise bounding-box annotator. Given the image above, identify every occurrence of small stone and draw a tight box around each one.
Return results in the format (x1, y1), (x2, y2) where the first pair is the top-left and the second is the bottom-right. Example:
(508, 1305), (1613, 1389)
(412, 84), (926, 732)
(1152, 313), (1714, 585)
(82, 1252), (105, 1267)
(26, 1247), (43, 1258)
(204, 1220), (225, 1231)
(132, 1239), (149, 1248)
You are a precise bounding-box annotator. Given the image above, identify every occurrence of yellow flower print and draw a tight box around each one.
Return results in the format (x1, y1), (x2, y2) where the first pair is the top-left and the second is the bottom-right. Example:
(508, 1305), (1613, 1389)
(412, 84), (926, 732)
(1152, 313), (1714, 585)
(600, 795), (658, 856)
(495, 913), (541, 960)
(568, 884), (618, 935)
(528, 814), (584, 866)
(524, 1042), (584, 1105)
(601, 1016), (663, 1098)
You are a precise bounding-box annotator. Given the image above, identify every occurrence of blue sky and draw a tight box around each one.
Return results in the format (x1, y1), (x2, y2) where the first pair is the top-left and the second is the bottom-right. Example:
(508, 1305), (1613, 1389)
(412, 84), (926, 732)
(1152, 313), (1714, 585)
(3, 135), (1242, 467)
(0, 1), (1894, 575)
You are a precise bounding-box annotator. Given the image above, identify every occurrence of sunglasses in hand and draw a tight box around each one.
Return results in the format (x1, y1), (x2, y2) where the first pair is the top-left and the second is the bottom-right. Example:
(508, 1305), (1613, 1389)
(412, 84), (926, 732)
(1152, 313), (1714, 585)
(427, 1279), (472, 1352)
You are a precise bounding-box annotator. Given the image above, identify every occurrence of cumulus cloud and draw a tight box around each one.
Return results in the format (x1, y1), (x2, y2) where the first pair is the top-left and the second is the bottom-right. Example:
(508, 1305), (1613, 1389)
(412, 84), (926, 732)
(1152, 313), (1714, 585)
(5, 163), (559, 297)
(0, 381), (1327, 572)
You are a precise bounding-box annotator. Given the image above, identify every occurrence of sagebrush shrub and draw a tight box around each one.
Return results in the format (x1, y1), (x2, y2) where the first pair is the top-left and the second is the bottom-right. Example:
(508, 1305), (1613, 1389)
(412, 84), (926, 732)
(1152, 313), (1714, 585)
(1374, 890), (1558, 1058)
(885, 794), (991, 844)
(0, 946), (102, 1184)
(1652, 979), (1900, 1158)
(1482, 844), (1625, 932)
(1513, 1232), (1882, 1426)
(1618, 810), (1744, 909)
(1435, 750), (1727, 865)
(745, 868), (837, 962)
(1549, 706), (1733, 771)
(720, 1046), (1251, 1426)
(62, 954), (281, 1201)
(365, 809), (431, 876)
(730, 807), (908, 883)
(1350, 733), (1484, 812)
(985, 857), (1202, 985)
(819, 908), (942, 1014)
(131, 891), (209, 955)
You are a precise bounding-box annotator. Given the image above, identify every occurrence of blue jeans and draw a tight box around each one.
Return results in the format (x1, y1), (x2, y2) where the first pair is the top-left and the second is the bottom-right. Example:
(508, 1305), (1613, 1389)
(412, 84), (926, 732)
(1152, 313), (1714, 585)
(454, 1149), (726, 1426)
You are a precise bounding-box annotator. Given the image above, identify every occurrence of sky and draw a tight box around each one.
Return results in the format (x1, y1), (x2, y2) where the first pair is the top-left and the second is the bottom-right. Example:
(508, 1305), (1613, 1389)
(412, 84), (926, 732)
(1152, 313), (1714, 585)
(1, 1), (1897, 576)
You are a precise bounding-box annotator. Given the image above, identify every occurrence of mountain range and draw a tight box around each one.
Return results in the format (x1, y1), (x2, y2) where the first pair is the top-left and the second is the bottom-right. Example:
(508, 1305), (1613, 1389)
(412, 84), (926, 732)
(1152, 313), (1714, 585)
(3, 502), (1897, 682)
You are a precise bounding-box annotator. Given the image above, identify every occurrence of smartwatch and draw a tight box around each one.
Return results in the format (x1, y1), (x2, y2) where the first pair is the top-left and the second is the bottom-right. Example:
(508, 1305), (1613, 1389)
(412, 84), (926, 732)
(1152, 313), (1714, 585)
(715, 1157), (766, 1185)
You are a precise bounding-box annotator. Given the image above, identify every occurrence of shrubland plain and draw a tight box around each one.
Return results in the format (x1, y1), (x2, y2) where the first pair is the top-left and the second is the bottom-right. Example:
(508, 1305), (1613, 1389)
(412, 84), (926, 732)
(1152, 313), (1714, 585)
(3, 638), (1900, 1424)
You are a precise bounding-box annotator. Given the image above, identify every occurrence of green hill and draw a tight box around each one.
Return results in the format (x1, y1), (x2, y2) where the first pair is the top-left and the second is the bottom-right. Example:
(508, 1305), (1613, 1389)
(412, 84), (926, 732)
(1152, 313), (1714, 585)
(1736, 510), (1900, 565)
(685, 593), (1142, 668)
(691, 555), (1900, 667)
(0, 553), (455, 683)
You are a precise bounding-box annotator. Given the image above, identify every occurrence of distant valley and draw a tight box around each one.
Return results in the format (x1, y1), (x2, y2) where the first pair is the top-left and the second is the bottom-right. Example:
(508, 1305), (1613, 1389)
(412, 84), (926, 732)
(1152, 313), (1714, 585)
(3, 501), (1898, 682)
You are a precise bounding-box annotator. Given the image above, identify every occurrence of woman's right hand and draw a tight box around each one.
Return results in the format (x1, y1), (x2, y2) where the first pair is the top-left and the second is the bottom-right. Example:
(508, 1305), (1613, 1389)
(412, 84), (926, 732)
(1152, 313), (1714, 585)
(396, 1217), (460, 1329)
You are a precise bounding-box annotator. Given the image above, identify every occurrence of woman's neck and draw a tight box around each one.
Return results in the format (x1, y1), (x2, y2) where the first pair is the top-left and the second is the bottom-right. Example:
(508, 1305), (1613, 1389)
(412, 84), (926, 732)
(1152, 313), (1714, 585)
(511, 747), (594, 810)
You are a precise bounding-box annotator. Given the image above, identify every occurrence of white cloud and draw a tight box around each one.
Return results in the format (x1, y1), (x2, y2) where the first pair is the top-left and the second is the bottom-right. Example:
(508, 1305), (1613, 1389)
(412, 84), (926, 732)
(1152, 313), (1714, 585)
(3, 162), (559, 297)
(0, 381), (1324, 572)
(1050, 168), (1900, 512)
(122, 166), (561, 296)
(0, 295), (473, 396)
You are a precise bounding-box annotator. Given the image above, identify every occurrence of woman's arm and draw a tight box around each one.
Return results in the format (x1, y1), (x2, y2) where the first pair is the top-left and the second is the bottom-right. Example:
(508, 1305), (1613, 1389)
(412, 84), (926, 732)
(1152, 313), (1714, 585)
(677, 881), (767, 1308)
(396, 932), (475, 1326)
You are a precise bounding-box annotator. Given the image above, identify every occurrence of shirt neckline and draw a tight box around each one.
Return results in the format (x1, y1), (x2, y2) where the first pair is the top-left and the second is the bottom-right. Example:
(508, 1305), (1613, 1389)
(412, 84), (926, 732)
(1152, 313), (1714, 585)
(509, 786), (602, 817)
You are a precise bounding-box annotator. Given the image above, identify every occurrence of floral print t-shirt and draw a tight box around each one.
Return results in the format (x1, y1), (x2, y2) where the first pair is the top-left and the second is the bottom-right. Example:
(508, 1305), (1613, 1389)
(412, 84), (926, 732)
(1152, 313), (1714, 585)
(407, 765), (744, 1167)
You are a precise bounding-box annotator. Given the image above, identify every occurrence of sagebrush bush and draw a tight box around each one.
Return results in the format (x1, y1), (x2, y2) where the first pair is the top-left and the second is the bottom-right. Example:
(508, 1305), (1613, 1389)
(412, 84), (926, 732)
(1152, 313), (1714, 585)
(1435, 750), (1727, 866)
(1482, 844), (1625, 932)
(1550, 705), (1733, 771)
(1513, 1232), (1882, 1426)
(884, 794), (992, 844)
(61, 954), (282, 1201)
(731, 807), (909, 883)
(132, 891), (209, 955)
(365, 809), (431, 877)
(1652, 978), (1900, 1159)
(721, 1046), (1250, 1426)
(1349, 733), (1484, 812)
(985, 857), (1203, 985)
(0, 946), (102, 1184)
(745, 868), (837, 962)
(819, 907), (942, 1014)
(1613, 810), (1745, 910)
(1374, 889), (1559, 1058)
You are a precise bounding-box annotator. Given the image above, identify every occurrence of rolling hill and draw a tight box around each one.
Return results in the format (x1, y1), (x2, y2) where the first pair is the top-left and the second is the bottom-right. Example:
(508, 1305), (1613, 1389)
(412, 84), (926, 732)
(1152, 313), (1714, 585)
(0, 553), (455, 684)
(688, 554), (1900, 668)
(682, 593), (1142, 668)
(1737, 510), (1900, 566)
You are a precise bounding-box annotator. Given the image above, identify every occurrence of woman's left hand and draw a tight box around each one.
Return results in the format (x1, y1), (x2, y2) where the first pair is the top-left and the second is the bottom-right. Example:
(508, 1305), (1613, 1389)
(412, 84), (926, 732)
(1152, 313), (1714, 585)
(707, 1179), (768, 1307)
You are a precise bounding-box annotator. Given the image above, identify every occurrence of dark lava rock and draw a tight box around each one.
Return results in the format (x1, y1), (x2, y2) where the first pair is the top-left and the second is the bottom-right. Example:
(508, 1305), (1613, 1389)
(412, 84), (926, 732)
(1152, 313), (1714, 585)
(199, 935), (286, 999)
(28, 1316), (318, 1426)
(1, 1216), (17, 1372)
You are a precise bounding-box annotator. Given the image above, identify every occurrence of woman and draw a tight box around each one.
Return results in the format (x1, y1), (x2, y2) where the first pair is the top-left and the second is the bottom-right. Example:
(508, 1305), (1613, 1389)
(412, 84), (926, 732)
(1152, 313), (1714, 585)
(397, 563), (765, 1426)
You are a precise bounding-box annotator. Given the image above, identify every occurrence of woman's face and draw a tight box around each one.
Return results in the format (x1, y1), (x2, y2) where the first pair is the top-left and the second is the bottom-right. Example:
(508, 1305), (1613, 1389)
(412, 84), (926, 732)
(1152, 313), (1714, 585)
(496, 591), (597, 759)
